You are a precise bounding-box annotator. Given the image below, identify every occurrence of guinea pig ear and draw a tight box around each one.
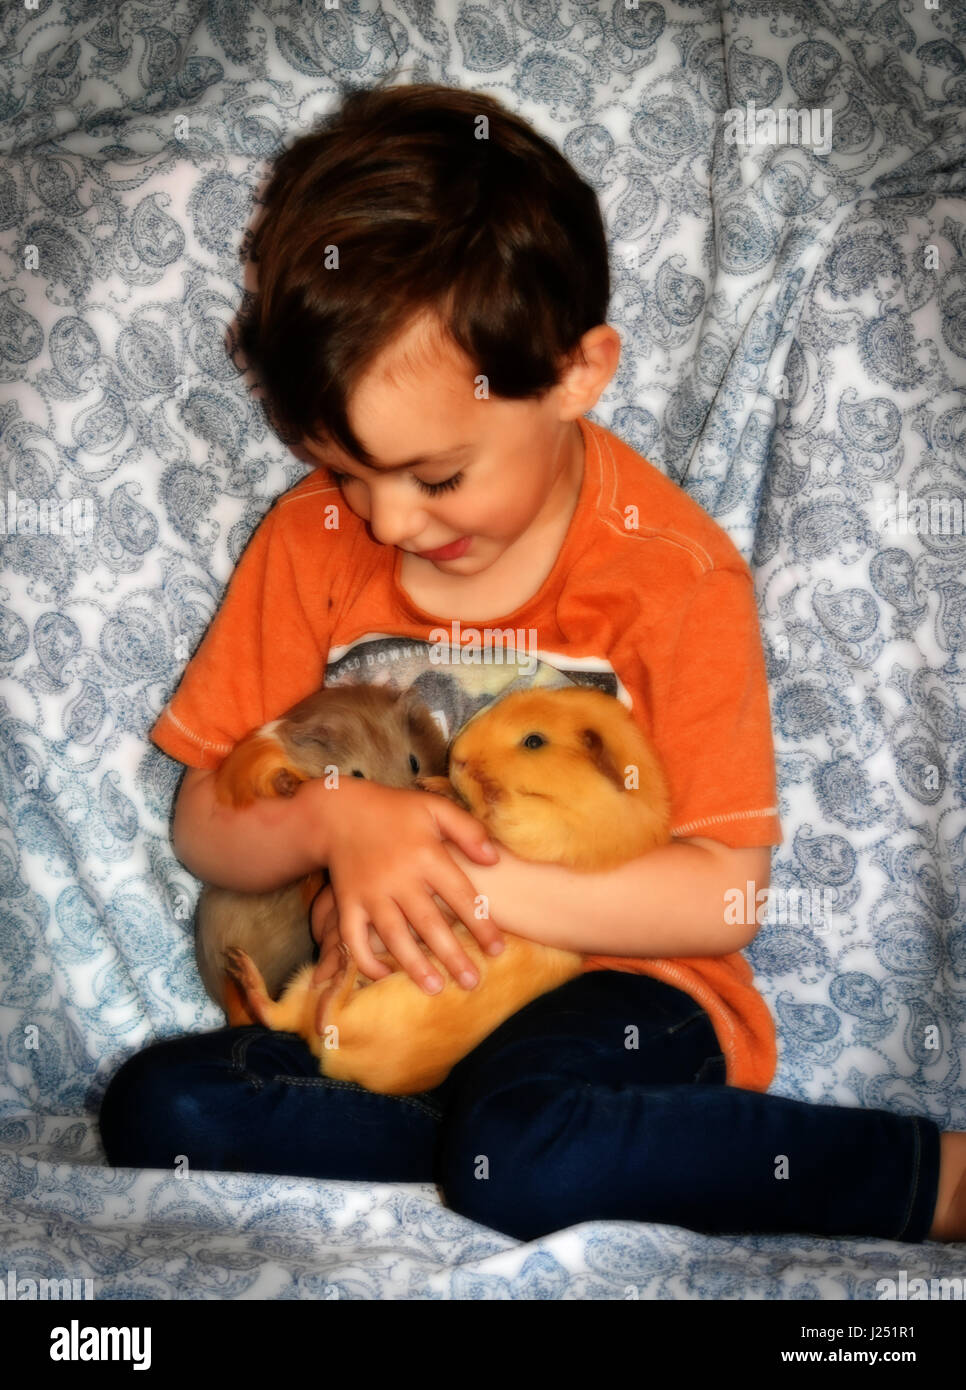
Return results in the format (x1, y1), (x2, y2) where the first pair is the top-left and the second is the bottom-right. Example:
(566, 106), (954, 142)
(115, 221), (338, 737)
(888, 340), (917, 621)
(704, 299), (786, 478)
(396, 684), (446, 742)
(394, 684), (422, 711)
(395, 684), (433, 724)
(286, 722), (335, 750)
(581, 727), (626, 793)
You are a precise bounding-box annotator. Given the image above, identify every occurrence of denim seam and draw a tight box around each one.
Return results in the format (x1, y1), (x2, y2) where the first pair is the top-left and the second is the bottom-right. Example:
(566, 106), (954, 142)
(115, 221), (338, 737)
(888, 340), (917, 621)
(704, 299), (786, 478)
(693, 1052), (727, 1084)
(271, 1074), (444, 1121)
(231, 1031), (262, 1075)
(666, 1009), (716, 1036)
(895, 1119), (921, 1242)
(229, 1027), (444, 1120)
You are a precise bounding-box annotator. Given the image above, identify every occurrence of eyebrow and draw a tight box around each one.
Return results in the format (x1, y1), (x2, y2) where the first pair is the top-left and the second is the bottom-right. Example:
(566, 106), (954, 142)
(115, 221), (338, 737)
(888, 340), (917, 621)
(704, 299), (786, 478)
(322, 443), (473, 473)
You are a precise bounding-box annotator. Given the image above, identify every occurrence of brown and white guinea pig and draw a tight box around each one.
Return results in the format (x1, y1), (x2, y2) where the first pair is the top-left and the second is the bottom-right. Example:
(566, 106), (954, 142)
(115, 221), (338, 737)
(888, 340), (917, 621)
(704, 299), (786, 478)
(194, 682), (449, 1024)
(223, 685), (672, 1094)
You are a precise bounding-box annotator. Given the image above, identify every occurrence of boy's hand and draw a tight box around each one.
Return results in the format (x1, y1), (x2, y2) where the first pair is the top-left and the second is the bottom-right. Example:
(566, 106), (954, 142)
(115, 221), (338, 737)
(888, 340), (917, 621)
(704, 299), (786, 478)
(310, 882), (465, 982)
(309, 883), (391, 987)
(311, 782), (505, 1014)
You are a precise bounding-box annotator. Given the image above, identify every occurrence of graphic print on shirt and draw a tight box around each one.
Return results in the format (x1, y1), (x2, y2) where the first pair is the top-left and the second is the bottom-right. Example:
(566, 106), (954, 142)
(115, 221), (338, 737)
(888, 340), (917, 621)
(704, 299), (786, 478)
(323, 631), (628, 744)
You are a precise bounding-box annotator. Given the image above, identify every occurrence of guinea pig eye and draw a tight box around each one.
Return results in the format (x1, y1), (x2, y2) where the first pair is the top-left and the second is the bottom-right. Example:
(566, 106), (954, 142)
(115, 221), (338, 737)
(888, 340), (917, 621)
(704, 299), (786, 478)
(351, 769), (365, 778)
(409, 753), (420, 773)
(521, 733), (546, 750)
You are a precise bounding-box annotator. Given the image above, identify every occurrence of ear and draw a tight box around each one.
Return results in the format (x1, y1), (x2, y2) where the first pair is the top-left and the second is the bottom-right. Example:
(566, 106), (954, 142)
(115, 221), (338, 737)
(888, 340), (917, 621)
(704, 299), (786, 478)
(287, 723), (334, 749)
(580, 727), (625, 792)
(394, 683), (423, 713)
(396, 684), (448, 749)
(395, 682), (434, 728)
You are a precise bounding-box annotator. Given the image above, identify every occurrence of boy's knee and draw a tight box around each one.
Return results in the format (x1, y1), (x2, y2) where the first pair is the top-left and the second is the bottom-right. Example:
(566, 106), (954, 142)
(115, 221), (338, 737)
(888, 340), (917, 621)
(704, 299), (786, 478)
(98, 1039), (210, 1171)
(437, 1079), (576, 1239)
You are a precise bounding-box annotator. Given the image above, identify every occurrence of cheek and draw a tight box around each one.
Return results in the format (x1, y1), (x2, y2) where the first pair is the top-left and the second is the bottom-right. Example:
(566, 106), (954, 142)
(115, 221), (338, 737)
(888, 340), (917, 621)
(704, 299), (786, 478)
(468, 485), (539, 531)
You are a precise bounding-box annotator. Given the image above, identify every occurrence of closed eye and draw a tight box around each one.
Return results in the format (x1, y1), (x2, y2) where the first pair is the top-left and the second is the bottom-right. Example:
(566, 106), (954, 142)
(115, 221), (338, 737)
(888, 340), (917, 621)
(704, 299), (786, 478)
(328, 469), (464, 497)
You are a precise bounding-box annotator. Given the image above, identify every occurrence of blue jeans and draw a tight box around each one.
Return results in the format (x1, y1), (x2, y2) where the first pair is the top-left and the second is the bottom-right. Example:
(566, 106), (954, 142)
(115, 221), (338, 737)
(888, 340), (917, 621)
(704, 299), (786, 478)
(98, 970), (941, 1243)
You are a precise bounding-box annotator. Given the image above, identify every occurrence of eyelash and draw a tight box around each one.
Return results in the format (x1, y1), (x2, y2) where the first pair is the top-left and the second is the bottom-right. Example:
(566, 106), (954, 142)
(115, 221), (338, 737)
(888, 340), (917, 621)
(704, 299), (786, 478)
(327, 470), (465, 497)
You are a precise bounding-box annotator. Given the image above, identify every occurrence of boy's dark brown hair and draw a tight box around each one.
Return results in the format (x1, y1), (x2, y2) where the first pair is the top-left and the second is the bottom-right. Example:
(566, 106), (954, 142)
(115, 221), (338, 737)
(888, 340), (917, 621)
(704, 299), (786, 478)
(236, 79), (610, 466)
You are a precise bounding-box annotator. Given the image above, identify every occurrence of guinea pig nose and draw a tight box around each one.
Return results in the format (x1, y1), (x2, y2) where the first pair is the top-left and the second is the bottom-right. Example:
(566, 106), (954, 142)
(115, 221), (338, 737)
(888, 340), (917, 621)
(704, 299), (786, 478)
(451, 757), (466, 772)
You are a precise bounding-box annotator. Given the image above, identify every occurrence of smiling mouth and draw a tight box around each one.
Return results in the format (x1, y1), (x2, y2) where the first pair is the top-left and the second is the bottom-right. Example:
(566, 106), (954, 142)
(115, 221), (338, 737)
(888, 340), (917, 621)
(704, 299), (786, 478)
(415, 536), (471, 560)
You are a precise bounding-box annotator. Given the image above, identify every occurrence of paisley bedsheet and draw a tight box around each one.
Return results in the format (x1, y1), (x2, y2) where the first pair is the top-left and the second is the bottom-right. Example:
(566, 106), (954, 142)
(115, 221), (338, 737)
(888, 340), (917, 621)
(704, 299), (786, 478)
(1, 0), (965, 1298)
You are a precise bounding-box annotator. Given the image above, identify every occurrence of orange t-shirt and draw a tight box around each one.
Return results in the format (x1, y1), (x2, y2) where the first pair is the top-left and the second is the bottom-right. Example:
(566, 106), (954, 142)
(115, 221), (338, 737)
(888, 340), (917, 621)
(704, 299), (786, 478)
(151, 414), (784, 1092)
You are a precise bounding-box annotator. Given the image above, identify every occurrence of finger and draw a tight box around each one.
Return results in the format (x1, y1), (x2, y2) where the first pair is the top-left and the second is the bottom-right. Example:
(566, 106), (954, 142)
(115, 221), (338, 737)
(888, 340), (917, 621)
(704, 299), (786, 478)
(366, 922), (389, 955)
(337, 901), (397, 984)
(348, 899), (446, 995)
(310, 923), (340, 982)
(311, 947), (341, 987)
(309, 885), (336, 946)
(396, 890), (484, 989)
(423, 796), (500, 865)
(428, 857), (505, 957)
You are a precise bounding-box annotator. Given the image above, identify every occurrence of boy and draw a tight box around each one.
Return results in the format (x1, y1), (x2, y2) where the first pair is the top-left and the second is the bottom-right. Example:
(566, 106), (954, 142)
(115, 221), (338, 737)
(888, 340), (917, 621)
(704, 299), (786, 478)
(99, 81), (964, 1244)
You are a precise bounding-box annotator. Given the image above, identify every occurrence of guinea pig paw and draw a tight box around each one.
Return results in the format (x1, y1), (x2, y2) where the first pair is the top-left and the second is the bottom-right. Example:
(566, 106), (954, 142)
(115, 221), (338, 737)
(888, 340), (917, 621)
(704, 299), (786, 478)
(223, 947), (271, 1012)
(414, 775), (465, 805)
(321, 958), (366, 1016)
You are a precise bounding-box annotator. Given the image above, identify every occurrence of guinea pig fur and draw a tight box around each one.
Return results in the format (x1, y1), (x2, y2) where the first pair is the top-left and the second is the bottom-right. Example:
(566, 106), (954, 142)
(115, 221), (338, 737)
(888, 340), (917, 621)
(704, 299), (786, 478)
(194, 682), (449, 1023)
(224, 686), (672, 1094)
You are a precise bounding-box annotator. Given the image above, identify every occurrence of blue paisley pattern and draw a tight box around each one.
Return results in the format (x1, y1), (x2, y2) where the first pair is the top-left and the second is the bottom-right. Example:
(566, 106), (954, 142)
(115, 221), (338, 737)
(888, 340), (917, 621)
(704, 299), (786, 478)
(1, 1), (965, 1298)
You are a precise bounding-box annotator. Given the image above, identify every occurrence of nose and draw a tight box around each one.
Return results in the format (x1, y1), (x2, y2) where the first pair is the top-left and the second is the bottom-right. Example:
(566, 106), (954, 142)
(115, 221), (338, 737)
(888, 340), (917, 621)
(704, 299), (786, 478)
(366, 484), (426, 550)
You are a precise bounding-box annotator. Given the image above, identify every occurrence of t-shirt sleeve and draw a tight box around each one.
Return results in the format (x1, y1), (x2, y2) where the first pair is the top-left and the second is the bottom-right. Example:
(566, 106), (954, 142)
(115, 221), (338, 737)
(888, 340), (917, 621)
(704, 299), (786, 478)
(653, 565), (783, 850)
(149, 502), (325, 770)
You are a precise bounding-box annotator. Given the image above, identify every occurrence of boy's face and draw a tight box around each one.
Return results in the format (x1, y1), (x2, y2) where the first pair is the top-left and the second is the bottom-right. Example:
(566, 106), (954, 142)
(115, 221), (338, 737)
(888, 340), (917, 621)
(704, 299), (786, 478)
(299, 312), (589, 575)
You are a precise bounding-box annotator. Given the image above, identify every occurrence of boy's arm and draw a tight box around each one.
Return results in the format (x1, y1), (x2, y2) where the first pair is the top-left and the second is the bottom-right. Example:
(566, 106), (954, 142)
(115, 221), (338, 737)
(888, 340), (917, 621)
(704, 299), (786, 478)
(172, 765), (370, 893)
(438, 839), (773, 958)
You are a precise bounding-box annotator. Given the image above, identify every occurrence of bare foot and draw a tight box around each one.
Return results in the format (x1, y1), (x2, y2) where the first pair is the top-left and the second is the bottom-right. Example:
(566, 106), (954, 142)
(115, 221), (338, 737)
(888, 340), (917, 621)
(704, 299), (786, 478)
(927, 1131), (966, 1241)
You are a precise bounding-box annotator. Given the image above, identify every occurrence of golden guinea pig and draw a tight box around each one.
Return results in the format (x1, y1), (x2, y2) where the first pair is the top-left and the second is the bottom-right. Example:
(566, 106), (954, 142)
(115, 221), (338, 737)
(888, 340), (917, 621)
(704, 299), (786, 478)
(223, 685), (672, 1095)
